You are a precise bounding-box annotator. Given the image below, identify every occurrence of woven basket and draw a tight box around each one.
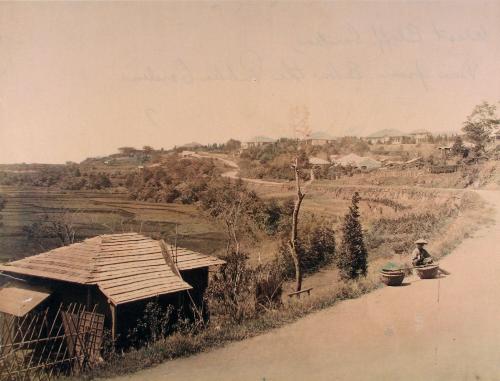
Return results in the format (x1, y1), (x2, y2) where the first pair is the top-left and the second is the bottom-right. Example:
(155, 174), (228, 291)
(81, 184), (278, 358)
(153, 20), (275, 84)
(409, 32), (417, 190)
(380, 269), (405, 286)
(415, 264), (439, 279)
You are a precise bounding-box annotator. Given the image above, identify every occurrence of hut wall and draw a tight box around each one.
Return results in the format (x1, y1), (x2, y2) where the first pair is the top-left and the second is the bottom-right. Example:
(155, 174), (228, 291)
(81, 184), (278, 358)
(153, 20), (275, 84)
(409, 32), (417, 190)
(180, 268), (209, 318)
(6, 276), (112, 328)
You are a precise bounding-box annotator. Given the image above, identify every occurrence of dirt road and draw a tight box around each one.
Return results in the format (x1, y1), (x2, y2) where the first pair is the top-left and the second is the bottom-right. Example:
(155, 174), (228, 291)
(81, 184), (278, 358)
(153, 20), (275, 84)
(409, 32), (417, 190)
(198, 153), (288, 186)
(115, 190), (500, 381)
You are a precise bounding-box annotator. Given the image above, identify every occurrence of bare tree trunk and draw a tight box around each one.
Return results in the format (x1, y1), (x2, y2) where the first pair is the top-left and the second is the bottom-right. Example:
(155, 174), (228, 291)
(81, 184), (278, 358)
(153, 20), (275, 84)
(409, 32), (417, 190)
(290, 157), (305, 292)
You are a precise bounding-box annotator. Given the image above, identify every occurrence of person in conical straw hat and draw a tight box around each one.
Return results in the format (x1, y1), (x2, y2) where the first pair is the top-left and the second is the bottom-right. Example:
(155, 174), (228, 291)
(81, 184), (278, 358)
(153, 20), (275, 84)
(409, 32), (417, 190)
(411, 239), (434, 266)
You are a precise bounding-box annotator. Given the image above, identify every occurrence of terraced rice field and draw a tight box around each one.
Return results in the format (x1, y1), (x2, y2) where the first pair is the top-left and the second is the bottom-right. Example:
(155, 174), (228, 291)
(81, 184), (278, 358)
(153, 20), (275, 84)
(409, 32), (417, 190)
(0, 186), (225, 263)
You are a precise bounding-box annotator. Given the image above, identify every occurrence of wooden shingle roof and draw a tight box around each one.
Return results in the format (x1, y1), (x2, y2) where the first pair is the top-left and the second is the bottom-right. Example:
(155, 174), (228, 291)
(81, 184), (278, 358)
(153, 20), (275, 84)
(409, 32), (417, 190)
(0, 233), (224, 305)
(161, 243), (226, 271)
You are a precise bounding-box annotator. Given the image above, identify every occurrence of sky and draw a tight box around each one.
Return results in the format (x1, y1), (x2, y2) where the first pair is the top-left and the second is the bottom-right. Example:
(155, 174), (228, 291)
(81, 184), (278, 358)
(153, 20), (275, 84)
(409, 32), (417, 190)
(0, 1), (499, 164)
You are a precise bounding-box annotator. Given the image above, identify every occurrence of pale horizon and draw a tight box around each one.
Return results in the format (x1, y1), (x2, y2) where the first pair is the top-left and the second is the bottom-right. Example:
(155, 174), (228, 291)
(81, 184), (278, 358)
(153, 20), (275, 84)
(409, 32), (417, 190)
(1, 1), (499, 164)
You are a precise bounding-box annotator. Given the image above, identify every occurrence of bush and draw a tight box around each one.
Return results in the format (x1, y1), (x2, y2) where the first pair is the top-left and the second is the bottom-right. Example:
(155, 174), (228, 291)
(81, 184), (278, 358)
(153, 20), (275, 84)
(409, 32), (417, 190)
(23, 213), (77, 249)
(60, 177), (87, 190)
(238, 141), (310, 181)
(126, 156), (217, 204)
(127, 301), (175, 347)
(205, 251), (256, 323)
(0, 164), (115, 190)
(254, 261), (284, 310)
(88, 172), (112, 190)
(278, 222), (336, 278)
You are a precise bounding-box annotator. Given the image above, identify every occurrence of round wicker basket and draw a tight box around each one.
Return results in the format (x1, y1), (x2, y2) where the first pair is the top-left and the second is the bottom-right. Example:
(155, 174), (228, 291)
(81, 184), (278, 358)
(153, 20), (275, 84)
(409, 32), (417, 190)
(380, 269), (405, 286)
(415, 264), (439, 279)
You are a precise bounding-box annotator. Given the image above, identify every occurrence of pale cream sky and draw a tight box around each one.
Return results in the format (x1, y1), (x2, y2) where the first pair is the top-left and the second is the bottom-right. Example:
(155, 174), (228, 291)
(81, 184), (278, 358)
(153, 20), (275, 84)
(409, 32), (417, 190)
(0, 1), (499, 163)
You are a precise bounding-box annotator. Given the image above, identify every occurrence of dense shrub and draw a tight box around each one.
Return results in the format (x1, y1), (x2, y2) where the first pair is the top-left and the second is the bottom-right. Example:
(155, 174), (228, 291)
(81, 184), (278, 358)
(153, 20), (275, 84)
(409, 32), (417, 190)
(0, 165), (112, 191)
(23, 213), (77, 249)
(60, 177), (88, 190)
(126, 156), (218, 204)
(239, 151), (310, 181)
(0, 167), (64, 187)
(205, 250), (284, 324)
(262, 198), (294, 235)
(127, 302), (175, 347)
(205, 251), (256, 323)
(88, 172), (112, 190)
(254, 261), (284, 310)
(278, 222), (336, 278)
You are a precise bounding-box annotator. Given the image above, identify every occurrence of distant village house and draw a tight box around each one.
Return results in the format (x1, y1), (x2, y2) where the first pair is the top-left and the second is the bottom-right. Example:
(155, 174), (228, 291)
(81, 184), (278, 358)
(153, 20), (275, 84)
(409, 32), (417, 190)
(301, 131), (336, 146)
(409, 129), (432, 143)
(241, 136), (275, 149)
(334, 153), (382, 170)
(363, 129), (432, 145)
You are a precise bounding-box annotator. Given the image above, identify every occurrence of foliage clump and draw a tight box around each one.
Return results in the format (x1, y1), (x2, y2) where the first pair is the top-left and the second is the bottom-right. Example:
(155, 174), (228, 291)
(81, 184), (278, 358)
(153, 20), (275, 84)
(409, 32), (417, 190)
(126, 157), (218, 203)
(462, 101), (499, 156)
(278, 222), (336, 278)
(0, 165), (113, 191)
(127, 302), (175, 347)
(23, 213), (78, 250)
(205, 250), (257, 323)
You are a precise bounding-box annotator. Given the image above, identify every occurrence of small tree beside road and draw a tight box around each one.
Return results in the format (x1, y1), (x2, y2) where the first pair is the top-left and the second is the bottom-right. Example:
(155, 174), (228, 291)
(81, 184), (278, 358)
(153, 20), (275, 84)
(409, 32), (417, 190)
(337, 192), (368, 280)
(289, 157), (306, 292)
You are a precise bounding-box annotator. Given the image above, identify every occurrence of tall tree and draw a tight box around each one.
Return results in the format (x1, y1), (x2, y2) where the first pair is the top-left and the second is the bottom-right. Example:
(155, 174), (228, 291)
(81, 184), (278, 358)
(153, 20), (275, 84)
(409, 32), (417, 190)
(462, 101), (499, 155)
(337, 192), (368, 280)
(201, 179), (263, 254)
(289, 157), (306, 291)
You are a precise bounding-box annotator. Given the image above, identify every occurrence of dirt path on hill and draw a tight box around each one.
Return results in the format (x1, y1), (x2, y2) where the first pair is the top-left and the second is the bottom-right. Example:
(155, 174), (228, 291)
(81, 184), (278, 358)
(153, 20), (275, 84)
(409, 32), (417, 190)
(113, 190), (500, 381)
(197, 153), (288, 186)
(199, 153), (315, 188)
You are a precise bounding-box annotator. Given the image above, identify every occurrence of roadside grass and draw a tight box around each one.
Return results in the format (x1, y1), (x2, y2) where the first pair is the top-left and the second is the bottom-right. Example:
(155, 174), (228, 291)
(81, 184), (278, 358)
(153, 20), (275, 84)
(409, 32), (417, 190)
(75, 275), (381, 380)
(429, 191), (494, 259)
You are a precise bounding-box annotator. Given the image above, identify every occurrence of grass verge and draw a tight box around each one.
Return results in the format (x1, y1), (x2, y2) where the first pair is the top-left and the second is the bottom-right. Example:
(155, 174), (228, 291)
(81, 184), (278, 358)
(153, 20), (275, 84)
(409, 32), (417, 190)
(75, 277), (380, 380)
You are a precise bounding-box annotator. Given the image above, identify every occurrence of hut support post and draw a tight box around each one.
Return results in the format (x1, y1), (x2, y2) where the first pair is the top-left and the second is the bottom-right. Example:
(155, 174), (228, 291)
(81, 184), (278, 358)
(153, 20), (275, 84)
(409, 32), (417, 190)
(86, 288), (91, 309)
(110, 303), (117, 342)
